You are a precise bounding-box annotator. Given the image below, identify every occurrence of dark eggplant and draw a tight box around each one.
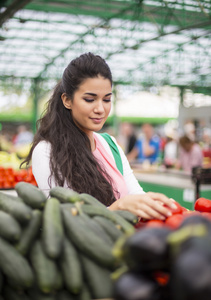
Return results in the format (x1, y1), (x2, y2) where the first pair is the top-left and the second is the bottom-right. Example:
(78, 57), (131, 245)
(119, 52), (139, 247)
(179, 214), (211, 231)
(113, 271), (161, 300)
(170, 236), (211, 300)
(122, 226), (172, 272)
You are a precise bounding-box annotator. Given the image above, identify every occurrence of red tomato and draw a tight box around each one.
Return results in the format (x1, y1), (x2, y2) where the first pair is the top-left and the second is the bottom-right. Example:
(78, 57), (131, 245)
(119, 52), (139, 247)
(194, 197), (211, 212)
(145, 219), (165, 228)
(164, 201), (183, 215)
(165, 214), (184, 229)
(153, 271), (170, 286)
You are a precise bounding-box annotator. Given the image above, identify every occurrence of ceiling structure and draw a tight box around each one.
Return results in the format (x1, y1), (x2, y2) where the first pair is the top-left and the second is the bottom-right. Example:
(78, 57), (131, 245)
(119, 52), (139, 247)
(0, 0), (211, 97)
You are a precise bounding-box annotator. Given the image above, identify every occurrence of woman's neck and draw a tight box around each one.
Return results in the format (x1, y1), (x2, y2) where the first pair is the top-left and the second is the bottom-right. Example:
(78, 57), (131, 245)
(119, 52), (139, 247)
(87, 132), (96, 152)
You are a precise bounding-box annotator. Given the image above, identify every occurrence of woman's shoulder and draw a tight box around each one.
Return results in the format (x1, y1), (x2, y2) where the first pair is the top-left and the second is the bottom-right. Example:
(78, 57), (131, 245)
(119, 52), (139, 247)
(33, 140), (51, 155)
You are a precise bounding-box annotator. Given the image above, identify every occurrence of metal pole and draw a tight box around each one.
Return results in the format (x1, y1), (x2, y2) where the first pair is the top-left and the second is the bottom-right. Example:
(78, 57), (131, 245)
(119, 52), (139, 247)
(31, 78), (40, 133)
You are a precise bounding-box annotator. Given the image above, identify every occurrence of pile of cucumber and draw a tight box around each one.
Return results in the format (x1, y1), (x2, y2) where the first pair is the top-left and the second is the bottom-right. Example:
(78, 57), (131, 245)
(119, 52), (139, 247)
(0, 183), (138, 300)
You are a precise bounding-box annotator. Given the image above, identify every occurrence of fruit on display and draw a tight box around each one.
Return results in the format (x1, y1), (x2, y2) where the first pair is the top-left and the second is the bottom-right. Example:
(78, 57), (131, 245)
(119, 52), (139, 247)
(0, 166), (37, 189)
(0, 182), (138, 300)
(113, 197), (211, 300)
(0, 151), (23, 170)
(194, 197), (211, 213)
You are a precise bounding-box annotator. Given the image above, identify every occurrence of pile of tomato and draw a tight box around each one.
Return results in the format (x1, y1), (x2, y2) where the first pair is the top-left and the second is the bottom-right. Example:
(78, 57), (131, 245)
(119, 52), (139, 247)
(0, 166), (37, 189)
(135, 197), (211, 230)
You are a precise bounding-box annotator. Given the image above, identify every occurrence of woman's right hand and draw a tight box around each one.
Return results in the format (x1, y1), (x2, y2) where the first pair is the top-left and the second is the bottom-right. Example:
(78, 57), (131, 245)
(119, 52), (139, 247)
(108, 193), (177, 220)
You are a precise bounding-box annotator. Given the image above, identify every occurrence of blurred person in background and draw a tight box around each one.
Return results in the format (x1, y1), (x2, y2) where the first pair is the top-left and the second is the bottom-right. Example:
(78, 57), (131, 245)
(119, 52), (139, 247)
(175, 135), (203, 174)
(184, 121), (196, 142)
(163, 132), (178, 168)
(127, 123), (160, 164)
(13, 125), (34, 158)
(119, 122), (137, 155)
(13, 125), (34, 147)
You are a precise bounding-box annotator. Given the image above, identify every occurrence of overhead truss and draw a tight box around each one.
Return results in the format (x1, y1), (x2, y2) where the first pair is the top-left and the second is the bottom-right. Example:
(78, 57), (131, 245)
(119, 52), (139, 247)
(0, 0), (211, 94)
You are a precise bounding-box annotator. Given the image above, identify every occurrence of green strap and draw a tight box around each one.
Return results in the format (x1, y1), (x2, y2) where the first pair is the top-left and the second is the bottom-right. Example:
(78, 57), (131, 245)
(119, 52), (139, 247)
(99, 132), (123, 175)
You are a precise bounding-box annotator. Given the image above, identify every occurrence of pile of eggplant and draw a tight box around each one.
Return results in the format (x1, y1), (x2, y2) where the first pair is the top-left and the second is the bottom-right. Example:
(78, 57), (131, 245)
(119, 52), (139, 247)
(113, 213), (211, 300)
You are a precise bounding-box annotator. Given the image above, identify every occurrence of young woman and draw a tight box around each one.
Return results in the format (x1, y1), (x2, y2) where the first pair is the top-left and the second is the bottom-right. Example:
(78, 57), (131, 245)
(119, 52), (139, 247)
(23, 52), (177, 220)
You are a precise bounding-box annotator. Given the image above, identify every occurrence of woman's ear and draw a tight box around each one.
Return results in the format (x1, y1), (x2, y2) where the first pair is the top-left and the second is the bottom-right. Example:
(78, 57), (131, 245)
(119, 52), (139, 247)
(61, 93), (72, 109)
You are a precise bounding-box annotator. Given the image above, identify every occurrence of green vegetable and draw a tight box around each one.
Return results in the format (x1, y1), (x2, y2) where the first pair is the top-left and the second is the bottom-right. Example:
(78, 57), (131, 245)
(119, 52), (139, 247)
(42, 197), (64, 259)
(81, 204), (135, 235)
(79, 193), (105, 206)
(62, 208), (116, 268)
(59, 237), (83, 294)
(49, 187), (81, 203)
(114, 210), (139, 225)
(93, 216), (124, 241)
(0, 191), (32, 223)
(81, 254), (114, 299)
(80, 212), (114, 246)
(0, 236), (34, 288)
(16, 210), (42, 255)
(0, 210), (21, 242)
(15, 182), (47, 209)
(30, 240), (58, 294)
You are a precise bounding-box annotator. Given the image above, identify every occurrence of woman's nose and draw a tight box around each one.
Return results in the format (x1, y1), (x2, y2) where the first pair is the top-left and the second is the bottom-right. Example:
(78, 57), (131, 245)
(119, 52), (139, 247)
(94, 100), (104, 113)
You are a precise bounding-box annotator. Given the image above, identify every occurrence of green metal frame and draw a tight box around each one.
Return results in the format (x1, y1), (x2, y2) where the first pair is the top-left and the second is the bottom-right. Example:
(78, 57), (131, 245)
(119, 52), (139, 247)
(0, 0), (211, 129)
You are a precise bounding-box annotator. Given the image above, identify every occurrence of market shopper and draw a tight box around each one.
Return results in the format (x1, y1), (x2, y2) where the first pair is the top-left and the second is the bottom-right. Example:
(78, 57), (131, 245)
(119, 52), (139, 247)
(23, 52), (177, 220)
(127, 123), (160, 164)
(175, 135), (203, 174)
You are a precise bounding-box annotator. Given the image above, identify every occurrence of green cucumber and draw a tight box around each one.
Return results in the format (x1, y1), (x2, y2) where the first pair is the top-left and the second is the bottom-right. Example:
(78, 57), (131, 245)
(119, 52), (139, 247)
(114, 210), (139, 224)
(0, 191), (32, 223)
(62, 208), (116, 268)
(49, 187), (80, 203)
(42, 197), (64, 259)
(80, 204), (135, 235)
(15, 210), (42, 256)
(0, 237), (34, 288)
(0, 210), (21, 242)
(30, 239), (58, 294)
(80, 213), (114, 246)
(15, 182), (47, 209)
(81, 254), (114, 299)
(59, 237), (83, 294)
(80, 203), (116, 221)
(4, 194), (24, 203)
(79, 193), (105, 206)
(77, 284), (92, 300)
(93, 216), (124, 241)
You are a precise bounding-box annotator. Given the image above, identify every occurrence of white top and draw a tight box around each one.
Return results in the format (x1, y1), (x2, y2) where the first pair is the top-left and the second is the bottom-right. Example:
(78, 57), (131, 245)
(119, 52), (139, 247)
(32, 132), (145, 197)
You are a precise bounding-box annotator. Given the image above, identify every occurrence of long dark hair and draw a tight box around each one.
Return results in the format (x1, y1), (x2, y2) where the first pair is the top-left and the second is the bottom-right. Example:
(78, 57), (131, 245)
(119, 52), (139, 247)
(23, 53), (117, 206)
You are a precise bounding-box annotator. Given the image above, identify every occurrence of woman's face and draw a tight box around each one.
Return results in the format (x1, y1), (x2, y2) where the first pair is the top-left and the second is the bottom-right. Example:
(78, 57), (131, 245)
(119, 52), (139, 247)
(62, 76), (112, 137)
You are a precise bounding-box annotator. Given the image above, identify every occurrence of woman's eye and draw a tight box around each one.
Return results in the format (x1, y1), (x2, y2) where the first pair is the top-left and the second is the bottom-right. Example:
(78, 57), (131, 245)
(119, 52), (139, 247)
(104, 99), (111, 102)
(84, 98), (94, 102)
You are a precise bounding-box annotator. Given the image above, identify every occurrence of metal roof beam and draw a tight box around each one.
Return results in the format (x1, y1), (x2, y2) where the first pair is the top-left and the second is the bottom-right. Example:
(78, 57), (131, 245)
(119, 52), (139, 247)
(0, 0), (33, 27)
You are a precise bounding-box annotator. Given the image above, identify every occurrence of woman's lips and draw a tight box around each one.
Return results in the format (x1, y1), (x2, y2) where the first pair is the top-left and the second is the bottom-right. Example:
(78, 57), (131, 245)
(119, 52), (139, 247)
(91, 118), (103, 124)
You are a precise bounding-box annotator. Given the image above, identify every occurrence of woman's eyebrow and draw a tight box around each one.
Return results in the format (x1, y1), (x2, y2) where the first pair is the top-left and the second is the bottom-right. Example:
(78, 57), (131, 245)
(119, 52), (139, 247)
(84, 92), (112, 96)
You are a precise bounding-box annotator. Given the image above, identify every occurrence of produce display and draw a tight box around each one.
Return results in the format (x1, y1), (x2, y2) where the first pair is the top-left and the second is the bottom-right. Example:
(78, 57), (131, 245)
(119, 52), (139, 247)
(0, 166), (37, 189)
(0, 183), (138, 300)
(0, 180), (211, 300)
(113, 197), (211, 300)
